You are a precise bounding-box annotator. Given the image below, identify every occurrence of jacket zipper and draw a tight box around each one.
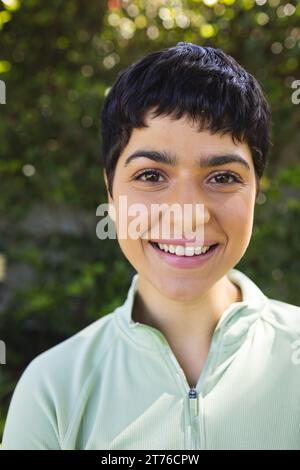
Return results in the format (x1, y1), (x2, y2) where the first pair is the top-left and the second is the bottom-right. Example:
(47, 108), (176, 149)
(134, 322), (222, 450)
(188, 386), (198, 417)
(188, 386), (199, 449)
(161, 345), (203, 449)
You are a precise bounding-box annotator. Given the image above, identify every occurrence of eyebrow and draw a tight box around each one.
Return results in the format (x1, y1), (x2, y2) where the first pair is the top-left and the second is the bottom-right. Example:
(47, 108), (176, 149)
(124, 149), (251, 171)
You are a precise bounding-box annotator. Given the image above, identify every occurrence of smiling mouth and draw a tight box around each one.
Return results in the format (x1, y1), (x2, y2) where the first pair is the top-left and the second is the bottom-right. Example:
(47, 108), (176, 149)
(149, 241), (219, 257)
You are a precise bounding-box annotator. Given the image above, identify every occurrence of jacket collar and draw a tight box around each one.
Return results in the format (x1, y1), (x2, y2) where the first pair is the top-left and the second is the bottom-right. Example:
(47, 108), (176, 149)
(114, 269), (269, 352)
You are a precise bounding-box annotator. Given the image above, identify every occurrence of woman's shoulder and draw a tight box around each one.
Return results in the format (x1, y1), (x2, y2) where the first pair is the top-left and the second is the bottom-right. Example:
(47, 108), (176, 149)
(267, 296), (300, 317)
(2, 311), (119, 449)
(264, 296), (300, 336)
(10, 310), (119, 411)
(27, 310), (117, 379)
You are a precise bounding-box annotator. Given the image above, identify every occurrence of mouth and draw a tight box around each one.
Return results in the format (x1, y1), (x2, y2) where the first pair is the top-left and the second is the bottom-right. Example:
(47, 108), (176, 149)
(149, 241), (218, 255)
(148, 241), (219, 268)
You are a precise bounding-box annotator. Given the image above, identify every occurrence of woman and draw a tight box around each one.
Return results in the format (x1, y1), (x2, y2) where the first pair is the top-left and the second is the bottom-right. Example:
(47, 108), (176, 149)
(2, 43), (300, 450)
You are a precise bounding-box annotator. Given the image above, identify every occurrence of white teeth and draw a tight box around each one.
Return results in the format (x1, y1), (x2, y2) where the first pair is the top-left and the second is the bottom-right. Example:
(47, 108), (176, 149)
(175, 245), (185, 256)
(157, 243), (211, 256)
(184, 246), (195, 256)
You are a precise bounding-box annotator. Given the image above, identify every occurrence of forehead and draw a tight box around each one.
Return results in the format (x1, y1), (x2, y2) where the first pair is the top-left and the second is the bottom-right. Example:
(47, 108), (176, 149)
(120, 110), (253, 167)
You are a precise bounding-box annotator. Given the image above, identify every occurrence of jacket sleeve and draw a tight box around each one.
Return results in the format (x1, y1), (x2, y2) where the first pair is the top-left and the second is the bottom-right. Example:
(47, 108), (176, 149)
(1, 358), (61, 450)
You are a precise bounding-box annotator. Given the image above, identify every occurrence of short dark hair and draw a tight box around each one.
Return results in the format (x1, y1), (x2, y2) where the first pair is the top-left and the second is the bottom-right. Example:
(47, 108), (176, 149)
(101, 42), (272, 198)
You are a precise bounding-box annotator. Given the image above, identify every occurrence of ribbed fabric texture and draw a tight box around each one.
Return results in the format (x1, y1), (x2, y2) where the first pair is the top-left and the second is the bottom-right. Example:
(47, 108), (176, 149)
(2, 268), (300, 450)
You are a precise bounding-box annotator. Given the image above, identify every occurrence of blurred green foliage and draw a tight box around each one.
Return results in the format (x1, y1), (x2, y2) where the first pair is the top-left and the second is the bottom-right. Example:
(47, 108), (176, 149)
(0, 0), (299, 440)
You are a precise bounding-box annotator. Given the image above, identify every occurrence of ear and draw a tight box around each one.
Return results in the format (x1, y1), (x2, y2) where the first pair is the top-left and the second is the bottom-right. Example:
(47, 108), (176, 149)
(254, 174), (260, 203)
(103, 170), (113, 205)
(103, 170), (116, 222)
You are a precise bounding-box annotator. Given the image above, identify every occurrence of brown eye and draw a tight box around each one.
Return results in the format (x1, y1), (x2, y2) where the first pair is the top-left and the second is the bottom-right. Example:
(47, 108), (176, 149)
(208, 172), (241, 185)
(134, 170), (165, 183)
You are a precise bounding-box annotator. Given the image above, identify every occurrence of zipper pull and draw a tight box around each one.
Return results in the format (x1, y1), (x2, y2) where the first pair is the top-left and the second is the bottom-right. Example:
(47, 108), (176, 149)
(188, 387), (198, 417)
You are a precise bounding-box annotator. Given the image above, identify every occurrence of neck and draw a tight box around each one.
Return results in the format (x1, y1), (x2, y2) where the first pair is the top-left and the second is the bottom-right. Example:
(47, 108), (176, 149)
(132, 274), (242, 349)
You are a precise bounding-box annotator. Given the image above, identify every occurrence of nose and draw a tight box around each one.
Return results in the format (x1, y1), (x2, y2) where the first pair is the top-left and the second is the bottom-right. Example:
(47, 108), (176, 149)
(168, 181), (211, 240)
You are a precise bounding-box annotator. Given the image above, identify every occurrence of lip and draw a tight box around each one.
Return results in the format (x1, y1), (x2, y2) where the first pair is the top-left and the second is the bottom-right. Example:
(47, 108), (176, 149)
(148, 241), (219, 269)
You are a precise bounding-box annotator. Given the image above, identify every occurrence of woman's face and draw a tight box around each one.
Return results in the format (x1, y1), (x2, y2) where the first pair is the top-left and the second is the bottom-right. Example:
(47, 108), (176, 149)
(104, 111), (257, 301)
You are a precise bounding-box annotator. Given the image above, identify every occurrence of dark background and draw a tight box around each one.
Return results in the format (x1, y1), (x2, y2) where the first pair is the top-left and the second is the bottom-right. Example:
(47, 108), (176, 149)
(0, 0), (299, 439)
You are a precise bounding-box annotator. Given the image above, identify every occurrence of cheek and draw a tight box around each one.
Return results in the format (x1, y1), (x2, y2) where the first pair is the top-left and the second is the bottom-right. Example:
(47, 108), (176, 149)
(218, 197), (255, 244)
(113, 194), (151, 261)
(114, 191), (155, 241)
(117, 237), (139, 260)
(116, 233), (147, 277)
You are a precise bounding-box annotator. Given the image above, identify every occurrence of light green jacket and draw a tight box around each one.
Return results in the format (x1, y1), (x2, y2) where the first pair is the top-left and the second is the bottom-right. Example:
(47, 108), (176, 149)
(2, 269), (300, 450)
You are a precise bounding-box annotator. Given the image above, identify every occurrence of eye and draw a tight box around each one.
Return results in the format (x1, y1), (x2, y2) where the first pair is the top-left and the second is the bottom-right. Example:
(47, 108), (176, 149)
(133, 169), (165, 183)
(208, 171), (242, 185)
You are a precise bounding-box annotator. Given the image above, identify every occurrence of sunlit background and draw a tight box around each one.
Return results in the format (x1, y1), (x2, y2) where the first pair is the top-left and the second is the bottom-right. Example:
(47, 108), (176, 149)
(0, 0), (299, 439)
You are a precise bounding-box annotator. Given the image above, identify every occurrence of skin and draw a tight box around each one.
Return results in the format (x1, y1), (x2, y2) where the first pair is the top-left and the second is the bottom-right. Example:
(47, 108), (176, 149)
(103, 109), (258, 387)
